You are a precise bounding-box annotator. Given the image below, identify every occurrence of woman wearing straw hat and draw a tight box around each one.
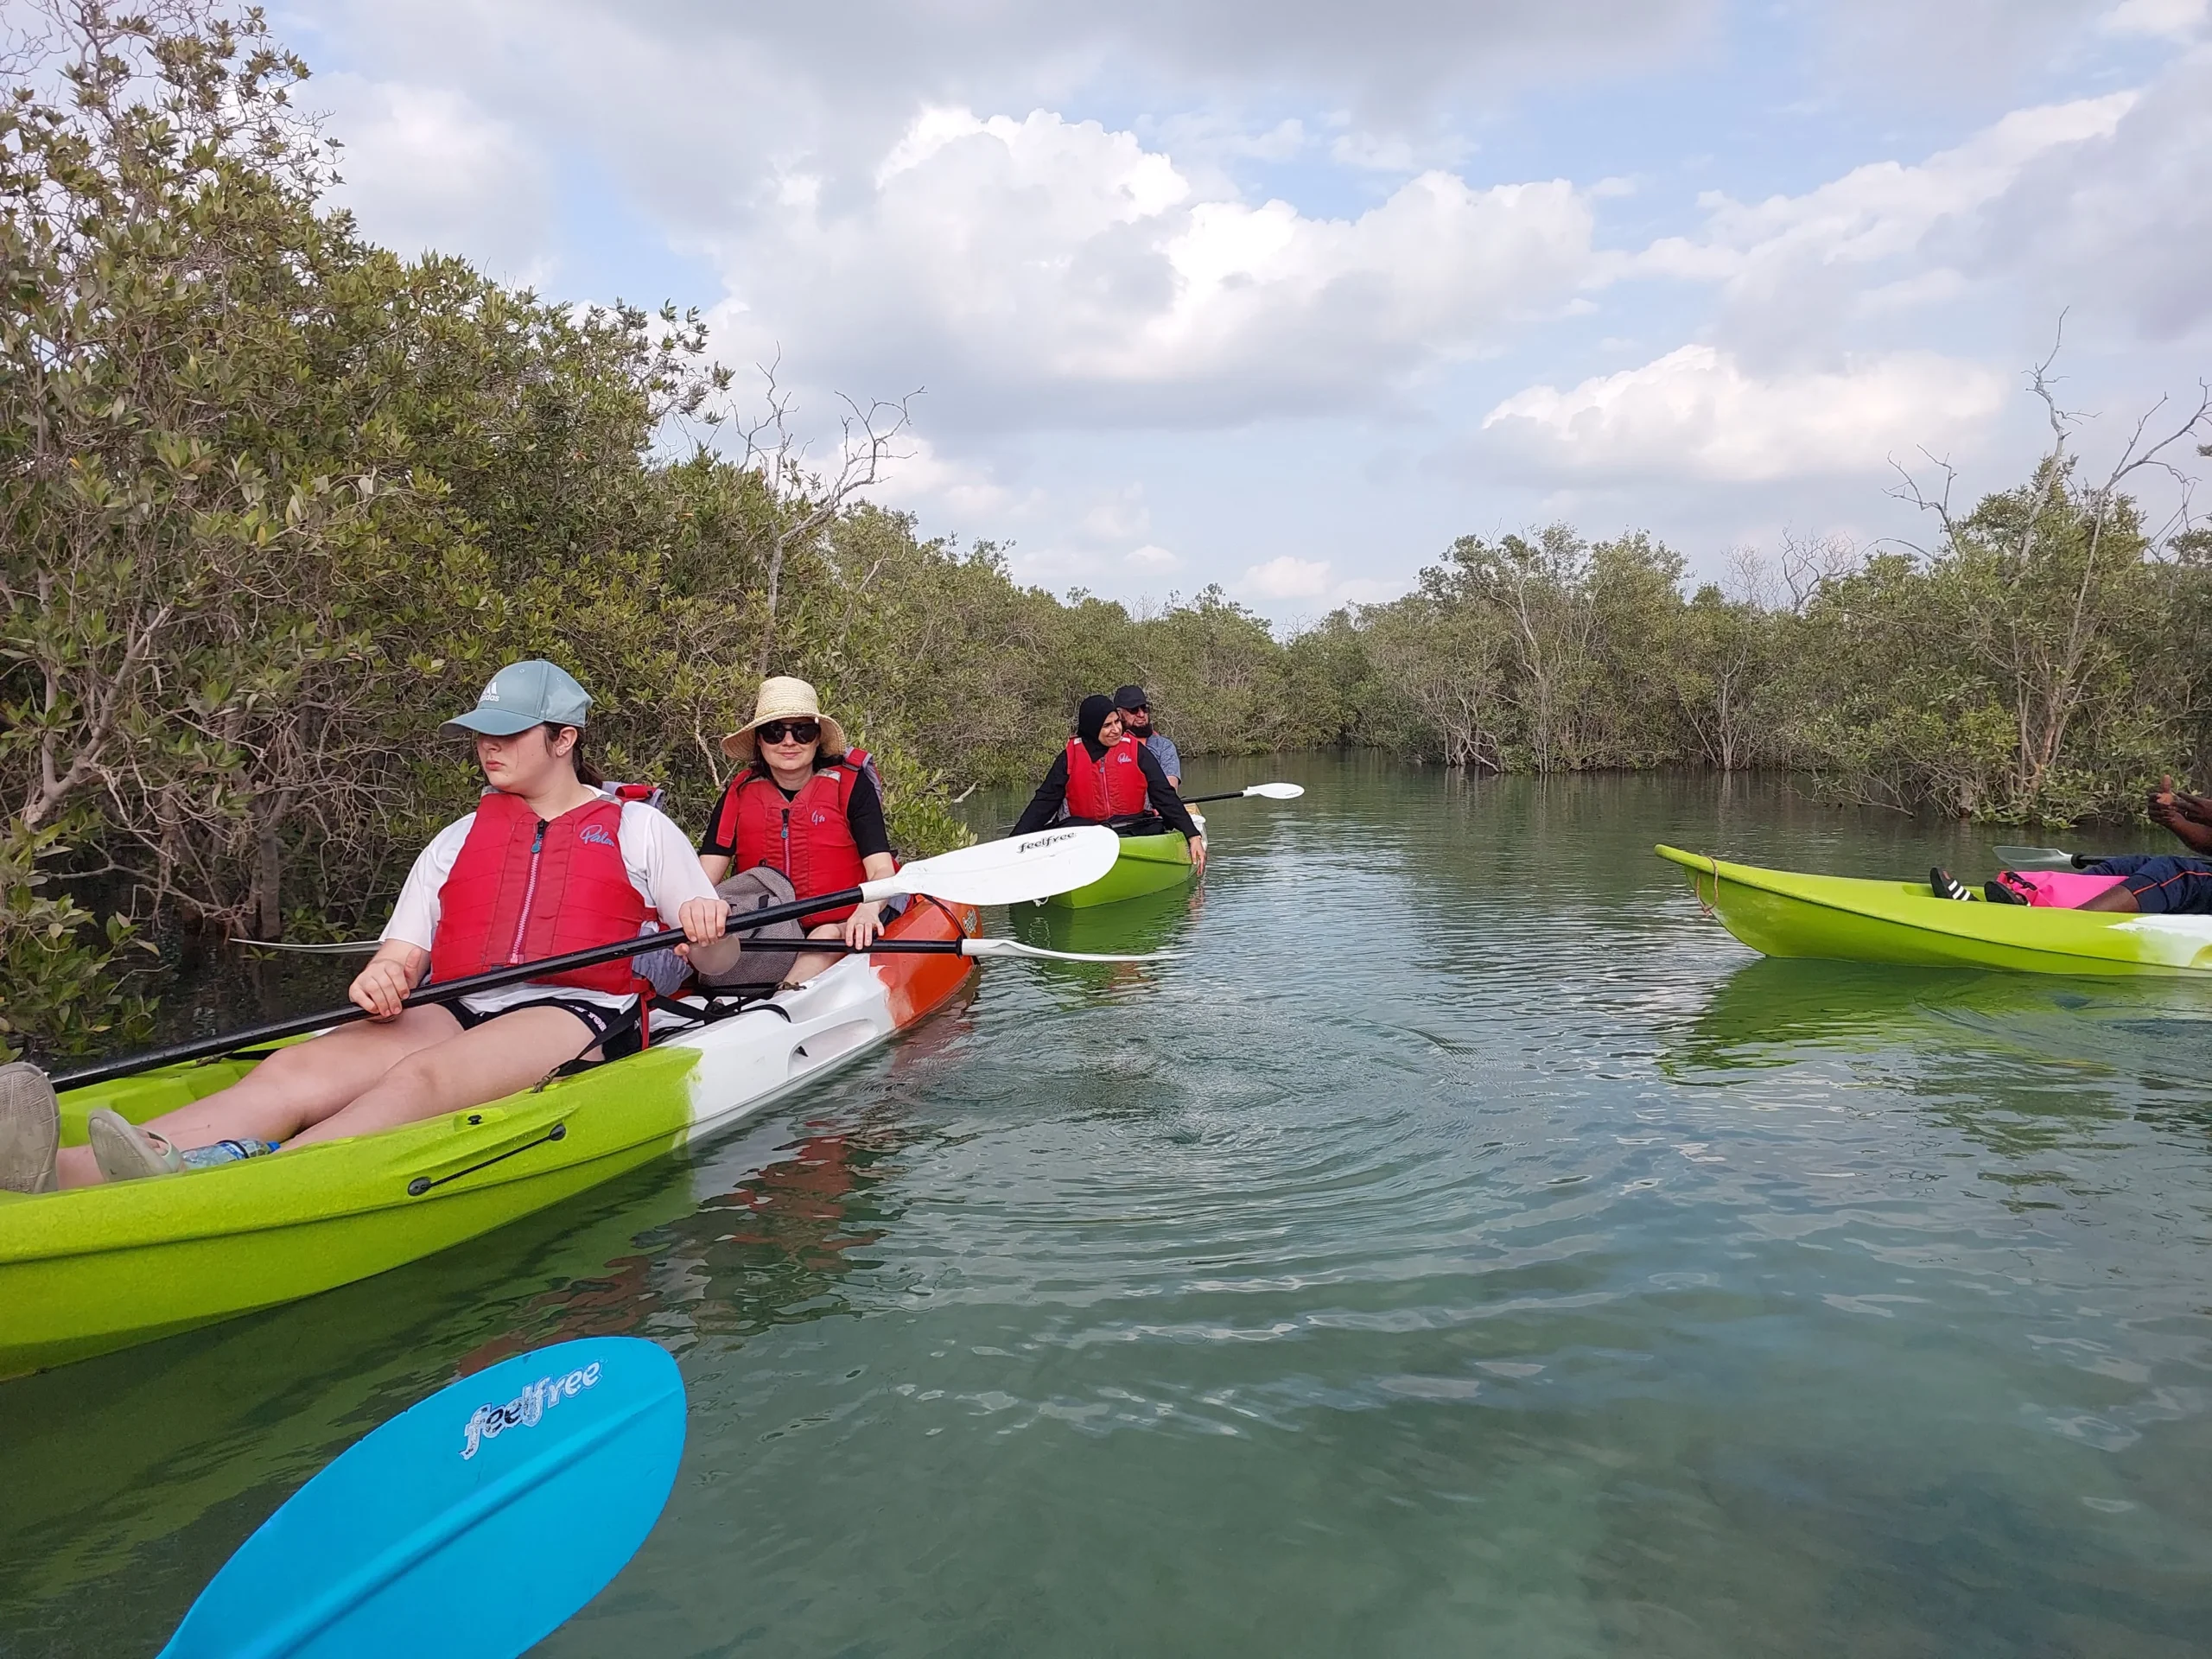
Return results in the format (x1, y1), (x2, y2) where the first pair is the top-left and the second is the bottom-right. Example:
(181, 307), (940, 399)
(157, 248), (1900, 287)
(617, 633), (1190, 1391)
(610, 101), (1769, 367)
(690, 677), (896, 989)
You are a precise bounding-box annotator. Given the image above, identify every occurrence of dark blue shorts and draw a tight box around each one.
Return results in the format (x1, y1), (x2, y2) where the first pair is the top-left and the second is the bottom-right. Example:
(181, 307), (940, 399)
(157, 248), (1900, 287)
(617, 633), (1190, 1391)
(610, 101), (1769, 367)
(2082, 854), (2212, 915)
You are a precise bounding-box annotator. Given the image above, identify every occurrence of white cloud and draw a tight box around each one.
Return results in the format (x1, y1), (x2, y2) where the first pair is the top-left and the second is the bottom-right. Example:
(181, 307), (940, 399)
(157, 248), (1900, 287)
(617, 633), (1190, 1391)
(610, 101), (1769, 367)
(290, 0), (2212, 610)
(1243, 555), (1337, 598)
(2104, 0), (2208, 37)
(1627, 93), (2135, 353)
(1326, 127), (1472, 173)
(871, 437), (1033, 523)
(1643, 95), (2133, 278)
(703, 108), (1596, 427)
(1479, 345), (2008, 482)
(1080, 488), (1154, 543)
(1127, 543), (1184, 569)
(1969, 48), (2212, 339)
(308, 0), (1713, 136)
(319, 77), (554, 285)
(1808, 0), (2121, 105)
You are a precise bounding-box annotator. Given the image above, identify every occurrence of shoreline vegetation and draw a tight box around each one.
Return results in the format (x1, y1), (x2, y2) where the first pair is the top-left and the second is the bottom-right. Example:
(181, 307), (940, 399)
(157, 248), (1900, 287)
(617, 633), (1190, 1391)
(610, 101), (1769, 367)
(4, 1), (2210, 1059)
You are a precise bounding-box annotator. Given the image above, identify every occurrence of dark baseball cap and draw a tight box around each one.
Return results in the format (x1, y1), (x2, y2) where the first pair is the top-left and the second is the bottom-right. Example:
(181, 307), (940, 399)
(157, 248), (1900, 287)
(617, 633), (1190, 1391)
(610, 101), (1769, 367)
(1112, 684), (1148, 711)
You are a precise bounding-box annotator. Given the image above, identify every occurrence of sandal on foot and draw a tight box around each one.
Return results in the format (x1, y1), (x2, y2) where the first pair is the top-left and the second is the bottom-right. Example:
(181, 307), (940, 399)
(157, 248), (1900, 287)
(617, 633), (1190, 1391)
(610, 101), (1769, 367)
(87, 1109), (183, 1182)
(0, 1061), (60, 1193)
(1930, 867), (1974, 902)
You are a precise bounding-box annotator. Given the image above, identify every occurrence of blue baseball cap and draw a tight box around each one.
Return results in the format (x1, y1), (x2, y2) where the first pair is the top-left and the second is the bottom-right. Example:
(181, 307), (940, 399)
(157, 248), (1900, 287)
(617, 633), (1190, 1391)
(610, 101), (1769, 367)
(442, 660), (594, 738)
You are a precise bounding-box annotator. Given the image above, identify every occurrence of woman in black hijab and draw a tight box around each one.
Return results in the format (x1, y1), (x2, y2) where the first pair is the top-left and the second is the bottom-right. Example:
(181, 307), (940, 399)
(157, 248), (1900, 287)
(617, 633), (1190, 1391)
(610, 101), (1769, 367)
(1011, 695), (1205, 873)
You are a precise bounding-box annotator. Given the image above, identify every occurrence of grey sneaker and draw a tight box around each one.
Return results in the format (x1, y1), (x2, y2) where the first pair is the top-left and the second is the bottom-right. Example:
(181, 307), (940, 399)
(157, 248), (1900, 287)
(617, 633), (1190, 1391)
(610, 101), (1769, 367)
(86, 1108), (183, 1182)
(0, 1061), (60, 1193)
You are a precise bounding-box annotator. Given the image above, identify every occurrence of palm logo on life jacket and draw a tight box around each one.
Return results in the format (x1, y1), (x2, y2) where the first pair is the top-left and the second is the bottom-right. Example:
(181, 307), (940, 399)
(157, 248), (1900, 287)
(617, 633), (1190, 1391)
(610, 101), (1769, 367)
(1063, 736), (1149, 822)
(716, 750), (875, 923)
(429, 792), (648, 995)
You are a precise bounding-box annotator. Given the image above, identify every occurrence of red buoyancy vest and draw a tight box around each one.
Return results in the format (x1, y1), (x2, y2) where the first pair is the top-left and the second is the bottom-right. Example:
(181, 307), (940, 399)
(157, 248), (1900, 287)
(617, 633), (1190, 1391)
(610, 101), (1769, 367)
(1064, 736), (1150, 821)
(717, 750), (873, 923)
(428, 791), (650, 996)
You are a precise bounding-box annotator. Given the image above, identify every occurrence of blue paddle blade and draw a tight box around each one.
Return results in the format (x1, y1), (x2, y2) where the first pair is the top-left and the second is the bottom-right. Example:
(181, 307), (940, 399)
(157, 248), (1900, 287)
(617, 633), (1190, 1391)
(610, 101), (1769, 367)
(160, 1337), (686, 1659)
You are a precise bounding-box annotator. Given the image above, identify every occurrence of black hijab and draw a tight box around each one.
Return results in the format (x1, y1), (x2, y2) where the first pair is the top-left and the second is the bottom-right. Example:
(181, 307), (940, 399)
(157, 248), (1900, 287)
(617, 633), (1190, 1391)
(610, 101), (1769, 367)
(1075, 694), (1116, 760)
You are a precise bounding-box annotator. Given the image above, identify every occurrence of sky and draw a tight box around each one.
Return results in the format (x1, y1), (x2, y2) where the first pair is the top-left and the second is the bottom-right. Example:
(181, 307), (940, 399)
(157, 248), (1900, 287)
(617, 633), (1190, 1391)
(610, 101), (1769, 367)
(273, 0), (2212, 623)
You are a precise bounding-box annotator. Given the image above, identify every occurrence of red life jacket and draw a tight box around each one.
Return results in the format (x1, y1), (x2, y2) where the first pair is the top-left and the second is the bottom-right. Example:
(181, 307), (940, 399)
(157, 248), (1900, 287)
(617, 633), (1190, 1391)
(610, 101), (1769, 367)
(428, 791), (650, 996)
(713, 749), (874, 923)
(1063, 736), (1149, 821)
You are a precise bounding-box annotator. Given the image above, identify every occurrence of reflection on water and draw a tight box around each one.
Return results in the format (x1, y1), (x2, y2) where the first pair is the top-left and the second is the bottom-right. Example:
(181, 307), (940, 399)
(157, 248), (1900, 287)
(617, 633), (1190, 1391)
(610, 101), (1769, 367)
(1007, 878), (1204, 1001)
(1677, 956), (2212, 1067)
(6, 764), (2212, 1658)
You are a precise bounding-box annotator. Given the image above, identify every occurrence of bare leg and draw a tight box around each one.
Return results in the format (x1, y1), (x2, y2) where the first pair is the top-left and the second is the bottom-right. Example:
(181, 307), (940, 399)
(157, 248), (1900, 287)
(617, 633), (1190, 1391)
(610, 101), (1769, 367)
(55, 1007), (464, 1188)
(785, 922), (847, 986)
(2080, 884), (2141, 912)
(286, 1003), (602, 1149)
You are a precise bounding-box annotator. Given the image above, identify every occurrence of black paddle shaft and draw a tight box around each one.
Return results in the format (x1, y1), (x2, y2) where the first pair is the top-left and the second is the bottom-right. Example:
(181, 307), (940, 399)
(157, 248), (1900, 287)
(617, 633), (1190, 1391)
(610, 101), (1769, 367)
(47, 881), (874, 1090)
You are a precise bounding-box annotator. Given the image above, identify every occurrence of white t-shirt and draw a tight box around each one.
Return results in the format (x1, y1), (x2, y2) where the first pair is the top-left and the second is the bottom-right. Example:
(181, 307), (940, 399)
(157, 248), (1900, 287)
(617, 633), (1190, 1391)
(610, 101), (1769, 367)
(383, 798), (721, 1014)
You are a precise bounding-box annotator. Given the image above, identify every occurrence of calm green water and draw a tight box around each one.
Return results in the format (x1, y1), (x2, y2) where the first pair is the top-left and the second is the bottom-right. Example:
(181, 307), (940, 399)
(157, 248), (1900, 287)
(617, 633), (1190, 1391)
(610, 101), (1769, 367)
(5, 758), (2212, 1656)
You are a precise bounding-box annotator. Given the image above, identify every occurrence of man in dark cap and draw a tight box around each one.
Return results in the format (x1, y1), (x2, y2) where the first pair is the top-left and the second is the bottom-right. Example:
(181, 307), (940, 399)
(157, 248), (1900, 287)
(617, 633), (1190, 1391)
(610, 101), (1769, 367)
(1113, 684), (1179, 789)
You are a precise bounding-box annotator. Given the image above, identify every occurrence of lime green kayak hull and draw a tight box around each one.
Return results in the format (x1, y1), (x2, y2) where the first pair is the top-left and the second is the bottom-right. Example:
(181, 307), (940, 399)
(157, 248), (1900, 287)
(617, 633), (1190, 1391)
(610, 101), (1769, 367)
(0, 902), (978, 1379)
(1043, 830), (1192, 909)
(0, 1052), (694, 1378)
(1657, 844), (2212, 976)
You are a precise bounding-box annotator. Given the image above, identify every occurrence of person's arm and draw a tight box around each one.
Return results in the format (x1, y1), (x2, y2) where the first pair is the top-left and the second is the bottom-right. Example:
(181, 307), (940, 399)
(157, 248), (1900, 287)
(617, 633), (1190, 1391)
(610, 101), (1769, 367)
(1010, 753), (1072, 836)
(1136, 746), (1205, 874)
(842, 771), (896, 947)
(842, 852), (899, 947)
(696, 778), (743, 885)
(632, 806), (730, 946)
(1151, 734), (1182, 790)
(2158, 802), (2212, 855)
(350, 942), (429, 1020)
(362, 822), (466, 1017)
(2169, 785), (2212, 829)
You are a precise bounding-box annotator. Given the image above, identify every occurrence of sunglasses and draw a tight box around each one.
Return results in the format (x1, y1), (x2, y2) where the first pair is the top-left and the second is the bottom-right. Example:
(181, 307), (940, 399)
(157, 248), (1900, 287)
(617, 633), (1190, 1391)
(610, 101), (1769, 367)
(757, 720), (820, 745)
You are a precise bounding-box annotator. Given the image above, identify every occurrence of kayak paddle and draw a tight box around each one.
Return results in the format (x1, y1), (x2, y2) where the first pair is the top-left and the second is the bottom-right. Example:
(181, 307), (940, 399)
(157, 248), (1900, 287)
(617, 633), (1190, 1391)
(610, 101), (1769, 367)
(760, 937), (1176, 963)
(159, 1337), (684, 1659)
(1993, 845), (2099, 870)
(996, 783), (1302, 834)
(233, 938), (381, 954)
(1176, 782), (1305, 806)
(50, 825), (1120, 1089)
(239, 935), (1176, 964)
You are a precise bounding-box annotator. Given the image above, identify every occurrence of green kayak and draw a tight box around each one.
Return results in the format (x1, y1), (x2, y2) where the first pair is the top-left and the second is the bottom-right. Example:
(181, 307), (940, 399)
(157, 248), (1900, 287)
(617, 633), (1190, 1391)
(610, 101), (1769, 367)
(0, 902), (976, 1379)
(1657, 844), (2212, 976)
(1044, 823), (1196, 910)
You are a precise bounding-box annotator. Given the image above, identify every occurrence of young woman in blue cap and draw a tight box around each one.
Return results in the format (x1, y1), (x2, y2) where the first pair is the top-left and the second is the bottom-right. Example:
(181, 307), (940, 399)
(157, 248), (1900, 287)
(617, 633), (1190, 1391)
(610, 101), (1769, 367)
(2, 661), (731, 1191)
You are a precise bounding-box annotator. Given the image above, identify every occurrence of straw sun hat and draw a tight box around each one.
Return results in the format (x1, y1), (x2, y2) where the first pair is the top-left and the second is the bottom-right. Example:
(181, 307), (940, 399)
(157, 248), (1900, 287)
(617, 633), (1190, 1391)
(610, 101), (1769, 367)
(720, 677), (849, 764)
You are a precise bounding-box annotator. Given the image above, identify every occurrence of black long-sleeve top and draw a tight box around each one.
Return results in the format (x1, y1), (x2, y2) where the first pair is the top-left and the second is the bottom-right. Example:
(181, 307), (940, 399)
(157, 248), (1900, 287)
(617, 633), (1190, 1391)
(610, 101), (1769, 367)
(1011, 741), (1202, 839)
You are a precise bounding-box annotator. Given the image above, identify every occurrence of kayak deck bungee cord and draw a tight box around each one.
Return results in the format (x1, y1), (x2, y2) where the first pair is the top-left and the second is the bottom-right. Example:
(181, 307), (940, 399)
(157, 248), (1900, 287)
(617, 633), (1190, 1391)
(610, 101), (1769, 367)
(1657, 844), (2212, 976)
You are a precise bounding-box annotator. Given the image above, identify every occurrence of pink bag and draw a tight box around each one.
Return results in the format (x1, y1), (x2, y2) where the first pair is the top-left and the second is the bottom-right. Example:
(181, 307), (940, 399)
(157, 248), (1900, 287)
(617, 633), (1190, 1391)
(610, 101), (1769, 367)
(1993, 868), (2125, 908)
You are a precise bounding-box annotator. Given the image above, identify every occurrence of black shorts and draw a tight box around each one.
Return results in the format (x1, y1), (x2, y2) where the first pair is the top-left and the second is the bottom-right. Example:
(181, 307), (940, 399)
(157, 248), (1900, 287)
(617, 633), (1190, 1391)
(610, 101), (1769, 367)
(448, 995), (643, 1063)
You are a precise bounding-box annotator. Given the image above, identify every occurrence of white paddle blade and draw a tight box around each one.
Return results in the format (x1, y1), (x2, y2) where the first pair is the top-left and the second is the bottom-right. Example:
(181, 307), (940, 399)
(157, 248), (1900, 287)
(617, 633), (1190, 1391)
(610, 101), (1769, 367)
(962, 938), (1179, 963)
(868, 825), (1121, 907)
(1993, 844), (2078, 870)
(1244, 782), (1305, 799)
